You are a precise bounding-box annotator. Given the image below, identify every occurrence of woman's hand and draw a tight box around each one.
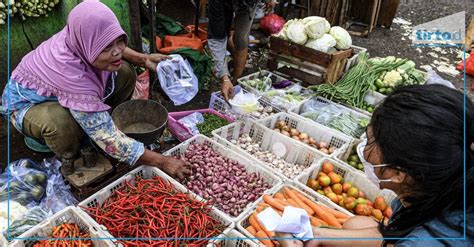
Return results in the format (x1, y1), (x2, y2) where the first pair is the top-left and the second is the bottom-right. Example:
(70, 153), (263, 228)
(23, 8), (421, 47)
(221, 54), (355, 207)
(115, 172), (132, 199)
(159, 156), (191, 180)
(145, 53), (170, 72)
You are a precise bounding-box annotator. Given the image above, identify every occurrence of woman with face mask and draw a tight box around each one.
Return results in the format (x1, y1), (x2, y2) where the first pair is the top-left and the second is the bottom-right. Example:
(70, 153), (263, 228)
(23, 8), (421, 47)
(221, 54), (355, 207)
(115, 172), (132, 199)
(277, 84), (473, 246)
(1, 1), (190, 179)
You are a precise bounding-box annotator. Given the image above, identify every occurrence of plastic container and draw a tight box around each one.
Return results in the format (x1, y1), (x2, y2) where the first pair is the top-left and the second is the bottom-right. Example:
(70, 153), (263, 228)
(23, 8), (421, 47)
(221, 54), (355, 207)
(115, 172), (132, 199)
(213, 229), (260, 247)
(345, 45), (368, 72)
(78, 165), (234, 246)
(295, 158), (397, 216)
(10, 206), (113, 247)
(256, 112), (354, 159)
(289, 96), (371, 139)
(237, 183), (351, 244)
(168, 108), (234, 142)
(212, 119), (324, 181)
(209, 86), (285, 120)
(163, 135), (282, 223)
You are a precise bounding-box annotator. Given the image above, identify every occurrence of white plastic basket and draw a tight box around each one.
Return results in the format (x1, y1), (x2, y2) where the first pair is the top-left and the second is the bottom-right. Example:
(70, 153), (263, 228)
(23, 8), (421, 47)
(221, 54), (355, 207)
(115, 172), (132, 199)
(295, 158), (397, 216)
(211, 228), (260, 247)
(163, 135), (282, 223)
(78, 165), (234, 247)
(335, 138), (365, 173)
(209, 86), (285, 120)
(345, 45), (368, 72)
(256, 112), (354, 160)
(289, 96), (371, 140)
(10, 206), (114, 247)
(212, 119), (324, 181)
(236, 183), (351, 245)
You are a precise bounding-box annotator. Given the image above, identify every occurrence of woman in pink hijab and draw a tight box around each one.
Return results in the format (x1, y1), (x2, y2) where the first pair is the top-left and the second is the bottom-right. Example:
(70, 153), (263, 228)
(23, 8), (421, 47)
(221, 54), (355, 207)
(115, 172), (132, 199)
(2, 0), (190, 179)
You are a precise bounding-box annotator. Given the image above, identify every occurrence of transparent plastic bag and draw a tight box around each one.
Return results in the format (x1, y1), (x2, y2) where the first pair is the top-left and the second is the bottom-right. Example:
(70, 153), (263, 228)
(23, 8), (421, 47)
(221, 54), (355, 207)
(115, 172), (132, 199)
(425, 69), (455, 89)
(177, 112), (204, 135)
(3, 206), (50, 239)
(39, 158), (78, 215)
(157, 54), (198, 106)
(0, 160), (47, 207)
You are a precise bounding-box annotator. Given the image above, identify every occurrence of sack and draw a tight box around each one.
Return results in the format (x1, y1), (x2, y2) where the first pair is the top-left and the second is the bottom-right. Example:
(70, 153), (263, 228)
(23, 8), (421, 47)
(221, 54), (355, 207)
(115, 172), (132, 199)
(159, 33), (204, 54)
(132, 70), (150, 100)
(157, 55), (199, 106)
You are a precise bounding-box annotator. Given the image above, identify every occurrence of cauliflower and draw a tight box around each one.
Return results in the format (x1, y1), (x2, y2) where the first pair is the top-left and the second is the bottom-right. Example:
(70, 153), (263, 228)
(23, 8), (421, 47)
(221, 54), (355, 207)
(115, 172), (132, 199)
(383, 70), (403, 87)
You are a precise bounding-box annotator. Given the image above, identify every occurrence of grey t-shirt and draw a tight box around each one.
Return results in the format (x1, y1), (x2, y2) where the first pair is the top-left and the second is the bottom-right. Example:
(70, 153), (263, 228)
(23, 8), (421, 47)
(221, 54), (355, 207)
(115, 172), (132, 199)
(388, 199), (474, 246)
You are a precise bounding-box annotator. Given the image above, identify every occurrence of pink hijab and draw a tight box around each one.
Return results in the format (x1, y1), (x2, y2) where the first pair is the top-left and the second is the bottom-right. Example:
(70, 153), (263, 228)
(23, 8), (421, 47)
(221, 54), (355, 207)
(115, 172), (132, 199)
(11, 0), (127, 112)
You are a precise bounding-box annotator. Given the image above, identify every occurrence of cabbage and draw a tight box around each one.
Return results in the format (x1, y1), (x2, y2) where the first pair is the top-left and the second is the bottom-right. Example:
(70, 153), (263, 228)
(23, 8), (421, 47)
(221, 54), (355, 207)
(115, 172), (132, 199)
(329, 26), (352, 50)
(305, 34), (336, 53)
(302, 16), (328, 39)
(260, 14), (286, 35)
(273, 29), (288, 40)
(286, 20), (307, 45)
(302, 16), (331, 33)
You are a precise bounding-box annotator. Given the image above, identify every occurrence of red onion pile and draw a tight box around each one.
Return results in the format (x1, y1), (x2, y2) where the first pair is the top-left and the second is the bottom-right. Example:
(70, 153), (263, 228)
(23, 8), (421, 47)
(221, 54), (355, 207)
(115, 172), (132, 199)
(177, 143), (271, 217)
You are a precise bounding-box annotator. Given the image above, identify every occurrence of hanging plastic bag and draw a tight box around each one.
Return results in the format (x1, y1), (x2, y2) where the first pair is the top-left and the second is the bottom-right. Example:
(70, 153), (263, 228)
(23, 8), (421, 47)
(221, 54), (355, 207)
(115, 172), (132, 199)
(157, 54), (199, 106)
(425, 69), (455, 89)
(132, 70), (150, 100)
(177, 112), (204, 135)
(39, 158), (78, 215)
(0, 160), (48, 207)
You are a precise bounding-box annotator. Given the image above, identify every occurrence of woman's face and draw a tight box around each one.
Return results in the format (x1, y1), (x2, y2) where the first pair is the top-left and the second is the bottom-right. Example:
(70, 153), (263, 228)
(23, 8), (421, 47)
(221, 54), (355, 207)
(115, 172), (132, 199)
(92, 36), (126, 72)
(364, 127), (409, 195)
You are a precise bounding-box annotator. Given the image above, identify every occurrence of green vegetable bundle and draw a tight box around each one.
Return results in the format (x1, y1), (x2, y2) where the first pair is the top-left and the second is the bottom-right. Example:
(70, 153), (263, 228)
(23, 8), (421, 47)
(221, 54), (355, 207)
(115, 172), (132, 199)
(196, 113), (229, 137)
(0, 0), (60, 25)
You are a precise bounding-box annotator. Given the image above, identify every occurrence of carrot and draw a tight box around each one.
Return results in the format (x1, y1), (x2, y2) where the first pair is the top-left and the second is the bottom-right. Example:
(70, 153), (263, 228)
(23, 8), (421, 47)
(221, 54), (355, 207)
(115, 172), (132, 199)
(310, 216), (326, 227)
(338, 218), (348, 224)
(274, 192), (286, 200)
(249, 214), (263, 232)
(252, 212), (275, 238)
(283, 188), (314, 215)
(255, 230), (275, 247)
(256, 205), (268, 212)
(321, 205), (350, 219)
(258, 202), (271, 207)
(246, 226), (257, 236)
(263, 195), (286, 211)
(286, 199), (300, 208)
(292, 190), (342, 228)
(273, 198), (290, 207)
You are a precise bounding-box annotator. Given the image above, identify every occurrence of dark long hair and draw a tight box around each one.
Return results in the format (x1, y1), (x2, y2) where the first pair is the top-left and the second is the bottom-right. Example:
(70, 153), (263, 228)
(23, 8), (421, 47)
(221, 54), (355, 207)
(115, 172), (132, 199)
(370, 84), (473, 239)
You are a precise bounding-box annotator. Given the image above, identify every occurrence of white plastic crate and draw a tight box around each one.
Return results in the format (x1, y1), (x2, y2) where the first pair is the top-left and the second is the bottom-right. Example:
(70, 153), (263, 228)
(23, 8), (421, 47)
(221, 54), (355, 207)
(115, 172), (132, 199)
(10, 206), (114, 247)
(211, 228), (260, 247)
(78, 165), (234, 247)
(295, 158), (397, 216)
(208, 86), (285, 120)
(345, 45), (368, 72)
(212, 119), (324, 181)
(163, 135), (282, 223)
(290, 96), (371, 140)
(256, 112), (354, 160)
(236, 183), (351, 245)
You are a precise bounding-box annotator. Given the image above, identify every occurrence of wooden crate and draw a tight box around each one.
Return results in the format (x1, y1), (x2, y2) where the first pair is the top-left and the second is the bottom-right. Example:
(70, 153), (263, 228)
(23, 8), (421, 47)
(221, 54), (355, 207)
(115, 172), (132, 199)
(267, 36), (353, 85)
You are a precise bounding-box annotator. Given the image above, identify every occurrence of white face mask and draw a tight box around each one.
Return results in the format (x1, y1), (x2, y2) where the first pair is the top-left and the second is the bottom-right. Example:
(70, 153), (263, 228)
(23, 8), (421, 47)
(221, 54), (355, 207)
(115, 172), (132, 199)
(357, 139), (391, 187)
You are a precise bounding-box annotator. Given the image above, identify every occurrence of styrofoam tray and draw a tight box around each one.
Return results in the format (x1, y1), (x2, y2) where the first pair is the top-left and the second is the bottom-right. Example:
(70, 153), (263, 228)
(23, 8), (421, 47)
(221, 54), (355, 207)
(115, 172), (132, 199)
(163, 135), (282, 223)
(212, 119), (324, 181)
(295, 158), (397, 216)
(236, 183), (351, 245)
(10, 206), (114, 247)
(256, 112), (354, 160)
(78, 165), (234, 246)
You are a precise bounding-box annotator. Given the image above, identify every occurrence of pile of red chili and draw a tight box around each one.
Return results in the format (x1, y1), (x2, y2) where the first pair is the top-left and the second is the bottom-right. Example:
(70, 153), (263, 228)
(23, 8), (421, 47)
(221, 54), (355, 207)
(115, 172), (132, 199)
(82, 176), (226, 246)
(33, 223), (92, 247)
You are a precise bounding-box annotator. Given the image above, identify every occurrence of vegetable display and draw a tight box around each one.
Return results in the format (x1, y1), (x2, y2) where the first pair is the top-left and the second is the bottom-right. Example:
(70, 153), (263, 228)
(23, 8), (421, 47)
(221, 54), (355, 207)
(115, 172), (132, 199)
(272, 120), (336, 155)
(0, 0), (60, 25)
(233, 135), (310, 179)
(196, 113), (229, 137)
(245, 186), (350, 246)
(274, 16), (351, 53)
(305, 161), (392, 220)
(345, 147), (364, 171)
(177, 143), (271, 217)
(33, 223), (92, 247)
(0, 165), (47, 206)
(5, 206), (49, 239)
(250, 105), (275, 119)
(83, 176), (225, 246)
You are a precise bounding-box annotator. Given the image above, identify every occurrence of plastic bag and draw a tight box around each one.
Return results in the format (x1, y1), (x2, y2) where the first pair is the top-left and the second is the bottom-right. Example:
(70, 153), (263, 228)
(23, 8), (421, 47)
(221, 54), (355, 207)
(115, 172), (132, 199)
(39, 158), (78, 215)
(177, 112), (204, 135)
(425, 69), (455, 89)
(132, 70), (150, 100)
(157, 54), (198, 106)
(229, 91), (260, 114)
(0, 160), (48, 207)
(3, 206), (50, 239)
(0, 201), (27, 233)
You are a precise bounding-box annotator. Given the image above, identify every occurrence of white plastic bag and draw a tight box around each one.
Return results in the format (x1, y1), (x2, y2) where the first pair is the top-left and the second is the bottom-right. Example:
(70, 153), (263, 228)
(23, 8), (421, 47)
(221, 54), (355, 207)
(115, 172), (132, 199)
(177, 112), (204, 135)
(425, 69), (455, 89)
(157, 55), (199, 106)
